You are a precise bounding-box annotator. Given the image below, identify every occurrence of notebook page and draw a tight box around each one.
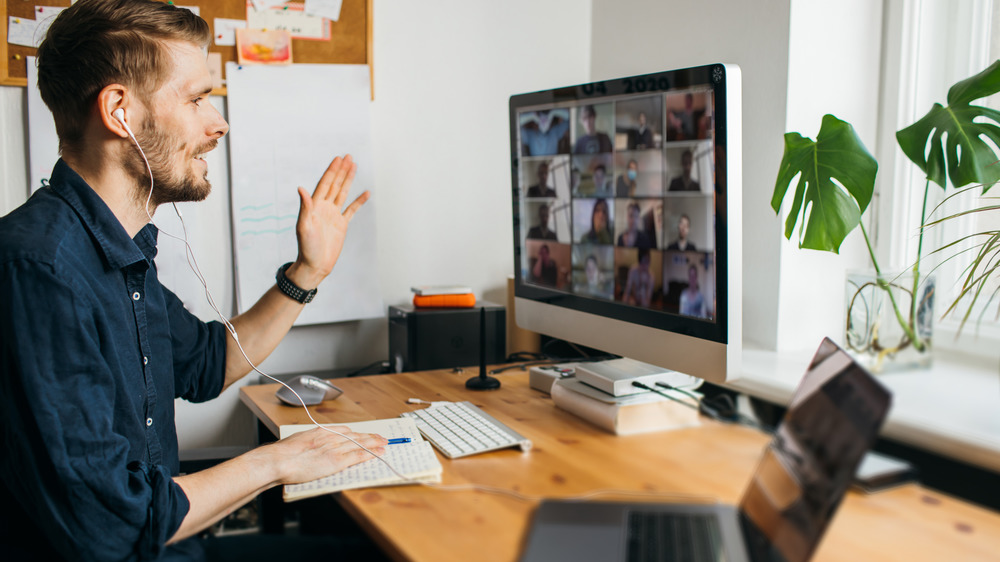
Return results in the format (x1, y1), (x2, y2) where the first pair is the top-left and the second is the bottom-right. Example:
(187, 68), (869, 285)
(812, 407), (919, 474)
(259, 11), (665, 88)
(279, 418), (443, 501)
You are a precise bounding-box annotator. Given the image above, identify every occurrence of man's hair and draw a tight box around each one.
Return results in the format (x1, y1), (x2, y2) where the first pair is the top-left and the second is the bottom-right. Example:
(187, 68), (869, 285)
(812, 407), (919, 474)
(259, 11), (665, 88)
(37, 0), (210, 156)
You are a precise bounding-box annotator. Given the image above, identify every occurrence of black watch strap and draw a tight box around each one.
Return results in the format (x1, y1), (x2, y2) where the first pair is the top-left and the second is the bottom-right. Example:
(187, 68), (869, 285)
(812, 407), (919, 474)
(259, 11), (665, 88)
(275, 262), (317, 304)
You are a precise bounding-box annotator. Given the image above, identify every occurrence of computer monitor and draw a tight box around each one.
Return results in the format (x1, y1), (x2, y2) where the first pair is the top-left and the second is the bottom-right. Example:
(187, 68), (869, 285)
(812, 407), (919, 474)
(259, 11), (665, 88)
(509, 63), (741, 384)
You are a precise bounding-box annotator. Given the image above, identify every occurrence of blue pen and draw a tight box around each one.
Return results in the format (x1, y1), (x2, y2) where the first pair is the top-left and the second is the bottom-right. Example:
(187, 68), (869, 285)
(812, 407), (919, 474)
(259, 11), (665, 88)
(387, 438), (411, 445)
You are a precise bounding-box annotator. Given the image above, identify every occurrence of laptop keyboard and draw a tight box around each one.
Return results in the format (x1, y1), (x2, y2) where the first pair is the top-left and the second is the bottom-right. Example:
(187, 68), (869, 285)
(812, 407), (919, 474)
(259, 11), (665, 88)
(626, 511), (723, 562)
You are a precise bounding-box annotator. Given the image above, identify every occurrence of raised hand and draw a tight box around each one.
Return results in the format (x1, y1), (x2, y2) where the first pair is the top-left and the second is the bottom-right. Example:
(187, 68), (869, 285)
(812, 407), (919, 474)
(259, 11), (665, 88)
(290, 154), (371, 289)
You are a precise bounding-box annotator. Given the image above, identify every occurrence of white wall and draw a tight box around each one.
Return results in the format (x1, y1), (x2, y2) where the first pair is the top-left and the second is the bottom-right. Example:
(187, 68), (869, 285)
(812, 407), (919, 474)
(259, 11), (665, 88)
(590, 0), (792, 350)
(777, 0), (885, 350)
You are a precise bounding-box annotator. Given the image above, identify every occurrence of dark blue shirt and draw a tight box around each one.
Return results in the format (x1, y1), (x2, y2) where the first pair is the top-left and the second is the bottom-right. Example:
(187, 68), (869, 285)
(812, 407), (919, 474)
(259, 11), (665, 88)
(0, 160), (227, 561)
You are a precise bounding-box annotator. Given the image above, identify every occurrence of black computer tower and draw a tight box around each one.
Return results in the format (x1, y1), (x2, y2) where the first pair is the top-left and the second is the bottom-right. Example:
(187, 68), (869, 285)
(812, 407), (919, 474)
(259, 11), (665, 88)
(388, 302), (506, 373)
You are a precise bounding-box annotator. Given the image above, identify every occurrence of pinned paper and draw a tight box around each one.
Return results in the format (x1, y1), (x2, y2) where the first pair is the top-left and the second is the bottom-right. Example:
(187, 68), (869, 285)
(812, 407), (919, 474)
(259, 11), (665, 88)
(246, 1), (330, 41)
(33, 6), (66, 45)
(252, 0), (290, 9)
(213, 18), (246, 47)
(8, 16), (40, 48)
(176, 5), (201, 16)
(236, 28), (293, 65)
(304, 0), (343, 21)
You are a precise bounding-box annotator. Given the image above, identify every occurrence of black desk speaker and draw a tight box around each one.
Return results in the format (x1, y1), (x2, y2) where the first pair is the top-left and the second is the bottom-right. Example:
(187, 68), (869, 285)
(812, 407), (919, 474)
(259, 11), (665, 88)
(388, 302), (506, 373)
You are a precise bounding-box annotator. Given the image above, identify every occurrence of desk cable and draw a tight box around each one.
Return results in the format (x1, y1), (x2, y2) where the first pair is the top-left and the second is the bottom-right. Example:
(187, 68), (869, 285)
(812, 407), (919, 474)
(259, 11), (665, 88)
(632, 381), (774, 434)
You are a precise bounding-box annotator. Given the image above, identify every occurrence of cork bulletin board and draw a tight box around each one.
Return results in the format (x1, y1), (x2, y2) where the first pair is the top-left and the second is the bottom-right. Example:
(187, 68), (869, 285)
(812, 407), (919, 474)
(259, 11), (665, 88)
(1, 0), (373, 96)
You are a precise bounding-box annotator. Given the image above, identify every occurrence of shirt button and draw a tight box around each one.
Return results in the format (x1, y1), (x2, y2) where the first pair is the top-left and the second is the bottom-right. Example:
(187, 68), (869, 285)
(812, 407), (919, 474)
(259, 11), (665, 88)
(132, 292), (141, 301)
(143, 356), (148, 365)
(146, 418), (153, 427)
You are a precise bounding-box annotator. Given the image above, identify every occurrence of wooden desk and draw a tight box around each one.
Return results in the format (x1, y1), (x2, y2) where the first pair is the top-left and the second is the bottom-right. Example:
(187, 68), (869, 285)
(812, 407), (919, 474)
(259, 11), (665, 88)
(240, 369), (1000, 562)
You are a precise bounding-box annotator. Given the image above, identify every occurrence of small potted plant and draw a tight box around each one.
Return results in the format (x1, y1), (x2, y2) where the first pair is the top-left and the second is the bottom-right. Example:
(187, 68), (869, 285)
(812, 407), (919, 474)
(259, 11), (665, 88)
(771, 60), (1000, 371)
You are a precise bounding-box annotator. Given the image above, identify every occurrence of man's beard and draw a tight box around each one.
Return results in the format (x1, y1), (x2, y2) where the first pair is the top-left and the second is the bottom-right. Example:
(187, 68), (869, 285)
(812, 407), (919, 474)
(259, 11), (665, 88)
(125, 119), (216, 208)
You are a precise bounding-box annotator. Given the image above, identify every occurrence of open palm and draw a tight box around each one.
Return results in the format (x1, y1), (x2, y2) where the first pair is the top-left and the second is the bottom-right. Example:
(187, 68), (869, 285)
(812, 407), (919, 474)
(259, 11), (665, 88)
(294, 155), (370, 283)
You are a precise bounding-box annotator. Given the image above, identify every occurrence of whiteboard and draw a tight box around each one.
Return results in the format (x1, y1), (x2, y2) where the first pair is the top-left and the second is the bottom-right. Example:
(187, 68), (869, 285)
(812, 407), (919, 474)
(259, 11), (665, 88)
(26, 56), (58, 193)
(226, 63), (383, 325)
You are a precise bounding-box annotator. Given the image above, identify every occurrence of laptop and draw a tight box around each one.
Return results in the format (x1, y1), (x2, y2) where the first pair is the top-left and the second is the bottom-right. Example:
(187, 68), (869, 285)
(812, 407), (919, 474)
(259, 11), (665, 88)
(519, 338), (891, 562)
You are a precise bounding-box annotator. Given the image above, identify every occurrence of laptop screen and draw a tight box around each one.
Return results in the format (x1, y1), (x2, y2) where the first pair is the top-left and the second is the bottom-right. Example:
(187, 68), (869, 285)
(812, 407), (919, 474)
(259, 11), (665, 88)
(738, 338), (891, 562)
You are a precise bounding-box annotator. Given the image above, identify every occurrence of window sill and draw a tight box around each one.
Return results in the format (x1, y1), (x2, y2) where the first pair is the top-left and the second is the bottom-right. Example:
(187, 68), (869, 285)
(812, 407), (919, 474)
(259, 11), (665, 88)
(728, 345), (1000, 474)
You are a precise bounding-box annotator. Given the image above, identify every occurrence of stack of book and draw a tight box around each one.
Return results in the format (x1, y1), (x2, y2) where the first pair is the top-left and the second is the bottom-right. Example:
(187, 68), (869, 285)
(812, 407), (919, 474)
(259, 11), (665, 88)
(411, 285), (476, 308)
(549, 359), (703, 435)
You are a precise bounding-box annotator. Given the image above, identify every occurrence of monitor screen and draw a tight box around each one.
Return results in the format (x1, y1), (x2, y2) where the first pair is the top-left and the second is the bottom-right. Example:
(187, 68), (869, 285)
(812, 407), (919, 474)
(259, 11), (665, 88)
(509, 64), (742, 383)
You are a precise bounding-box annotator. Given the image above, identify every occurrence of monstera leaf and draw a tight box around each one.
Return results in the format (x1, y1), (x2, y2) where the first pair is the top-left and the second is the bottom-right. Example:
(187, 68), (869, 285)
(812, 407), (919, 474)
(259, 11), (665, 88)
(772, 114), (878, 253)
(897, 59), (1000, 190)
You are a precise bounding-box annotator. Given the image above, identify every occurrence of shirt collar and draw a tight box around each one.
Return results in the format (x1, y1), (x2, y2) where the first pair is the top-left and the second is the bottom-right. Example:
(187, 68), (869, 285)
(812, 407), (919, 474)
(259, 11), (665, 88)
(50, 159), (156, 270)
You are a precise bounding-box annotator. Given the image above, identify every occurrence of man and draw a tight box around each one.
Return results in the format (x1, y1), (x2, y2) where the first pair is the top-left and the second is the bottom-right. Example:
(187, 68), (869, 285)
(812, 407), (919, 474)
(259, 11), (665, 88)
(616, 202), (653, 249)
(615, 158), (638, 197)
(527, 159), (557, 198)
(592, 164), (612, 196)
(669, 92), (697, 140)
(667, 214), (697, 251)
(627, 111), (654, 150)
(573, 105), (613, 154)
(623, 248), (654, 307)
(527, 204), (558, 240)
(520, 109), (570, 156)
(530, 244), (559, 287)
(668, 149), (701, 192)
(0, 1), (386, 560)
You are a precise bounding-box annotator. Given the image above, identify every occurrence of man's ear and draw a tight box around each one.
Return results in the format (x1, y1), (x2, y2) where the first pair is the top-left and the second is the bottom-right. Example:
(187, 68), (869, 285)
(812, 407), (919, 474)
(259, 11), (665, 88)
(97, 84), (131, 138)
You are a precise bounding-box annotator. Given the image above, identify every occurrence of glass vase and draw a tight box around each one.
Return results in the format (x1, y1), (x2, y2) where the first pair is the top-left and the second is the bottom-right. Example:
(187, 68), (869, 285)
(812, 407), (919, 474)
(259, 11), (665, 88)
(844, 270), (935, 373)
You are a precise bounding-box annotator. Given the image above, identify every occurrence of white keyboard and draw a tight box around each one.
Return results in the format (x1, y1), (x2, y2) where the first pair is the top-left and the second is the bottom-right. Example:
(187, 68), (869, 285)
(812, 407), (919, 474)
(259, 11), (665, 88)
(400, 401), (532, 459)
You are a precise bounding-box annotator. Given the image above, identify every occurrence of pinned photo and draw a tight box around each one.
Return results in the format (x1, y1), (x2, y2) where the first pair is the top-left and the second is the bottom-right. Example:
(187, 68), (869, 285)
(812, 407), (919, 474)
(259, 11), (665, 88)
(236, 28), (293, 65)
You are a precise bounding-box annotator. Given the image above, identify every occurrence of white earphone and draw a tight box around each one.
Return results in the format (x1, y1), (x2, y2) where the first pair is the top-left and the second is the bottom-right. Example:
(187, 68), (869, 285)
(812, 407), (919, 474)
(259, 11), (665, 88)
(112, 108), (133, 136)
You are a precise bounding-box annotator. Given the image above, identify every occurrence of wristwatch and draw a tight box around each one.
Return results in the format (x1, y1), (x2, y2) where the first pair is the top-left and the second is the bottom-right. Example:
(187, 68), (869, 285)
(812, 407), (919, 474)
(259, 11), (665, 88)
(275, 262), (317, 304)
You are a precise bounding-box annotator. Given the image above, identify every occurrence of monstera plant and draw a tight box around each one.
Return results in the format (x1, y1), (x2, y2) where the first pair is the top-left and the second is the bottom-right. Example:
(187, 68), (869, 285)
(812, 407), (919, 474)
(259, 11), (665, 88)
(772, 60), (1000, 362)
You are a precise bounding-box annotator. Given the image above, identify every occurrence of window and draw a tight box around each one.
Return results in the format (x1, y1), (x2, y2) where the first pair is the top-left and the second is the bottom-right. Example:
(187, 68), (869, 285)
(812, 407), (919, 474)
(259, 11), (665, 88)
(873, 0), (1000, 356)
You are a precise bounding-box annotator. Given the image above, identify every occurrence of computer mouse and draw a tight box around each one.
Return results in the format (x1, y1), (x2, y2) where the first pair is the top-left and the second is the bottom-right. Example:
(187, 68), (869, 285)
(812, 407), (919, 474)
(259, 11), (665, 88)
(275, 375), (343, 406)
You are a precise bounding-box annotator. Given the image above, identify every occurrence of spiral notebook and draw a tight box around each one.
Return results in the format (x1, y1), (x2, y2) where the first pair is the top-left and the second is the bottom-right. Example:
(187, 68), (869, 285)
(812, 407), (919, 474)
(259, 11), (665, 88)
(279, 417), (443, 502)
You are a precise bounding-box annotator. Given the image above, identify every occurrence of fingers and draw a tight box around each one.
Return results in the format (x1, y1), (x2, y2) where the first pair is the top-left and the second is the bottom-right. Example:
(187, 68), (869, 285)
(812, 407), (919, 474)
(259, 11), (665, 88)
(341, 190), (371, 222)
(331, 160), (357, 208)
(313, 155), (357, 205)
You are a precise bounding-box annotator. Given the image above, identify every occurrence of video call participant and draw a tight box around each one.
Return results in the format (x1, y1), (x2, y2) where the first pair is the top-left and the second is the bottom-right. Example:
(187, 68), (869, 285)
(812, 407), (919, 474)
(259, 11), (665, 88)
(616, 159), (639, 197)
(531, 244), (559, 287)
(622, 247), (655, 307)
(616, 202), (653, 249)
(592, 164), (612, 196)
(627, 111), (654, 150)
(580, 198), (613, 245)
(580, 253), (613, 299)
(573, 105), (613, 154)
(668, 92), (697, 140)
(527, 203), (558, 240)
(527, 160), (557, 198)
(679, 264), (709, 318)
(666, 213), (697, 251)
(0, 2), (387, 560)
(668, 149), (701, 192)
(521, 109), (570, 156)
